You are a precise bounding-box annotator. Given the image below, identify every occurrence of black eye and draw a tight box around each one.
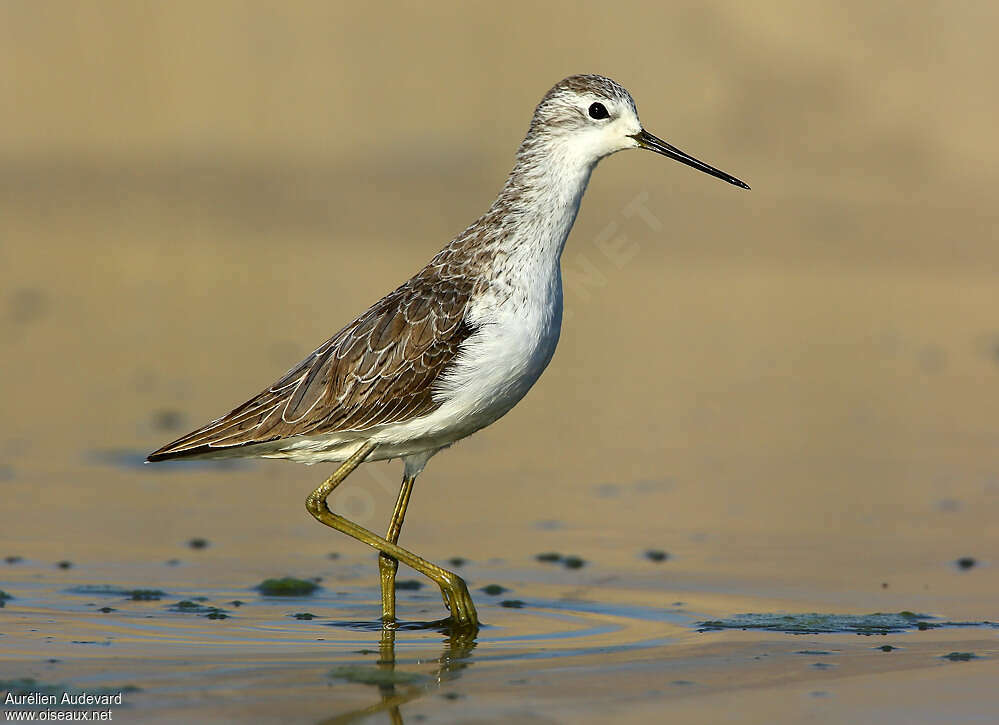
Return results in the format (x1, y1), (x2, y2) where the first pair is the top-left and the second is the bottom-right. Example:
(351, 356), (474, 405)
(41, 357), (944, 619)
(588, 102), (609, 120)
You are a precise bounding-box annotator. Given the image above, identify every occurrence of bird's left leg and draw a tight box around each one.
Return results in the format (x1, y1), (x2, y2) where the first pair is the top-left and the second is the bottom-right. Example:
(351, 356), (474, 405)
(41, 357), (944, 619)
(379, 473), (416, 623)
(306, 444), (478, 627)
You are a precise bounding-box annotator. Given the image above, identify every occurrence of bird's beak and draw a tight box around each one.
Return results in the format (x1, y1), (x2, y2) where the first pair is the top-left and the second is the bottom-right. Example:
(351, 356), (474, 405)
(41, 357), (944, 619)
(630, 129), (750, 190)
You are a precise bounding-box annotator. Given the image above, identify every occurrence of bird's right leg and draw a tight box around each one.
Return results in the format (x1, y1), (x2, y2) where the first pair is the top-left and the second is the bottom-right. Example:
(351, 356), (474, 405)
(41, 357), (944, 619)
(305, 442), (478, 628)
(379, 473), (416, 623)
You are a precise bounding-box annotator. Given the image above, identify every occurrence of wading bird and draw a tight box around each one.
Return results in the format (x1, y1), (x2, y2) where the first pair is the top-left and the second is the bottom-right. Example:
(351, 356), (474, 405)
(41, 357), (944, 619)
(148, 74), (749, 629)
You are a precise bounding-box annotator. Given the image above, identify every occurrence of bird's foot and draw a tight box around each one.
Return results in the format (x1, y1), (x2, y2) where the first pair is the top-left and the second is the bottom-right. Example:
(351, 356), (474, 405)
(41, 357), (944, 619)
(439, 572), (479, 629)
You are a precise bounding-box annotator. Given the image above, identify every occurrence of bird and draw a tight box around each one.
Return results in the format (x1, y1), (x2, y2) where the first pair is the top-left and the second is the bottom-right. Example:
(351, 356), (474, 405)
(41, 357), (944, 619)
(147, 74), (749, 630)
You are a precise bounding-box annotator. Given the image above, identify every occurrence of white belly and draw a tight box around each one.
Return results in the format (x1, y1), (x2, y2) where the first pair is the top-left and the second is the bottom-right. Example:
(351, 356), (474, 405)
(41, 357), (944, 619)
(431, 283), (563, 439)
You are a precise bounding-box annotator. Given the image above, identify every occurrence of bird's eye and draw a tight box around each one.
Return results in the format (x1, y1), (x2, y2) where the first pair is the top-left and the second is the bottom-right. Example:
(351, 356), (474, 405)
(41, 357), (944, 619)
(588, 102), (609, 120)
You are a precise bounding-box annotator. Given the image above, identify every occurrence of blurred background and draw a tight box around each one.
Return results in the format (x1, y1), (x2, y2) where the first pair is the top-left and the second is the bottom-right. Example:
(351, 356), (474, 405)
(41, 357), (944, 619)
(2, 3), (998, 721)
(1, 0), (997, 592)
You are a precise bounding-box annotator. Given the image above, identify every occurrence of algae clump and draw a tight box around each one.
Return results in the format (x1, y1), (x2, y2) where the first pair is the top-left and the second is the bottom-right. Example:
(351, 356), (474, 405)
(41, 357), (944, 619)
(256, 577), (320, 596)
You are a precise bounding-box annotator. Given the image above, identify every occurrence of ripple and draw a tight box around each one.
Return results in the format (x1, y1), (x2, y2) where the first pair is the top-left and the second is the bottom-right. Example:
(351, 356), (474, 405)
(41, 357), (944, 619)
(4, 577), (687, 665)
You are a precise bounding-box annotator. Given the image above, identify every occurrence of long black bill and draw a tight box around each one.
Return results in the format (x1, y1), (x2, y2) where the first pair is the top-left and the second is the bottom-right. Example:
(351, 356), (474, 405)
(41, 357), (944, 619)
(630, 129), (750, 190)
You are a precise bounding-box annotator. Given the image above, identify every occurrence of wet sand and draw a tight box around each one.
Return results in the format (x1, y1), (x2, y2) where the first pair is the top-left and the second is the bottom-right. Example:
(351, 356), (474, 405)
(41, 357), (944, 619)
(2, 2), (998, 722)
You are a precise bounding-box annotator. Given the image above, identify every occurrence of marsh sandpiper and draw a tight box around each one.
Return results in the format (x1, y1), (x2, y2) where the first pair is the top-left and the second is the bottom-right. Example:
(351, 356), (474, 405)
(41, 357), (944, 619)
(148, 74), (749, 630)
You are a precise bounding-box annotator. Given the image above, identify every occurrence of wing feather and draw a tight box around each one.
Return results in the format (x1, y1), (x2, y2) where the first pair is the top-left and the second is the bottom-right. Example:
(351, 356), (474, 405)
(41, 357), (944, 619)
(147, 272), (479, 462)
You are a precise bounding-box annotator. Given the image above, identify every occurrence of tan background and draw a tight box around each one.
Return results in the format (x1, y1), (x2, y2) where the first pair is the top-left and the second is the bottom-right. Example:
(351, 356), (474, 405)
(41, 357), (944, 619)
(1, 2), (997, 723)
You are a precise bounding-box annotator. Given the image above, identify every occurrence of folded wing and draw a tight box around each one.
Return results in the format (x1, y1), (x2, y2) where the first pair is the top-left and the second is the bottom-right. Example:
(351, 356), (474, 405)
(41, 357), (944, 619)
(147, 272), (479, 461)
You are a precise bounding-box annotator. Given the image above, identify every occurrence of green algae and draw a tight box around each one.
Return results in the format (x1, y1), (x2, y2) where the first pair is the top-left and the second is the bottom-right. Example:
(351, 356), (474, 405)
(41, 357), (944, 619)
(169, 600), (228, 618)
(697, 612), (997, 635)
(256, 577), (320, 596)
(66, 585), (166, 600)
(0, 678), (140, 700)
(534, 551), (585, 568)
(129, 589), (166, 601)
(170, 600), (204, 611)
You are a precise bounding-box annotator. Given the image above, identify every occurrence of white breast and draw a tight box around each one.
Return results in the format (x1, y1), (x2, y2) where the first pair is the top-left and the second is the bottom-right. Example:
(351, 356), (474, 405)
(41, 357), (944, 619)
(430, 259), (563, 440)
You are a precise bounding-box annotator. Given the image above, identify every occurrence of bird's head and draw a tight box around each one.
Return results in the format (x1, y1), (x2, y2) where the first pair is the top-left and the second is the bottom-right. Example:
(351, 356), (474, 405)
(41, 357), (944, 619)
(525, 74), (749, 189)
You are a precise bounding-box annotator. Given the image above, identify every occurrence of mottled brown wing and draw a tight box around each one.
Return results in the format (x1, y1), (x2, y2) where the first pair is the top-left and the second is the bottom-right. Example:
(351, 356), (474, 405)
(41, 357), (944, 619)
(147, 273), (478, 461)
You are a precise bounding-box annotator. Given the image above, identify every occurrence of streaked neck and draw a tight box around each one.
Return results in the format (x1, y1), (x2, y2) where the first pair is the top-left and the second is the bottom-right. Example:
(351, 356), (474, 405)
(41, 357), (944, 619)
(493, 136), (596, 262)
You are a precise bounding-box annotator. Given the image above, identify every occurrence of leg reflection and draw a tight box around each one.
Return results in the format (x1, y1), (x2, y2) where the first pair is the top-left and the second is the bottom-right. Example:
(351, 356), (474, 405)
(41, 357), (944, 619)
(321, 625), (477, 724)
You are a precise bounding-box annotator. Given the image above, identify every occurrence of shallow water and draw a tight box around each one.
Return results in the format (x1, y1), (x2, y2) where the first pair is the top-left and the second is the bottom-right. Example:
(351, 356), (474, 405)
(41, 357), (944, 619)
(3, 549), (997, 724)
(3, 462), (997, 725)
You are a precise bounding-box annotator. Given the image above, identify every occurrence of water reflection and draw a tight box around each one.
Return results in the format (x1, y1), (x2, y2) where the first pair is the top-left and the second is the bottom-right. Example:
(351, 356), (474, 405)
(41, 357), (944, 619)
(320, 626), (477, 724)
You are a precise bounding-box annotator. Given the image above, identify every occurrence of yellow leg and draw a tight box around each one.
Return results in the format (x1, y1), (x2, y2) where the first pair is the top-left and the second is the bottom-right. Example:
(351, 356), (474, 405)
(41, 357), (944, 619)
(305, 442), (478, 628)
(379, 473), (416, 623)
